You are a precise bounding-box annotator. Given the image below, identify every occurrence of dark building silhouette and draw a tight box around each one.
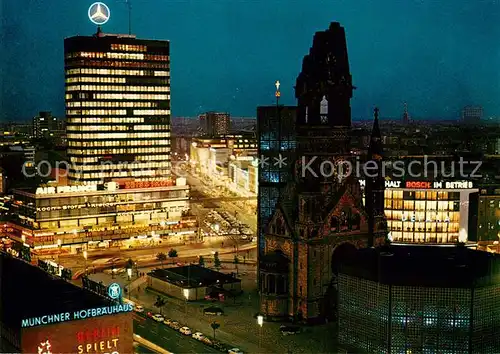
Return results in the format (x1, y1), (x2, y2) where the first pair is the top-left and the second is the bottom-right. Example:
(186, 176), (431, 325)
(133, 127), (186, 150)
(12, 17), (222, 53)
(258, 22), (386, 322)
(364, 108), (387, 246)
(338, 245), (500, 353)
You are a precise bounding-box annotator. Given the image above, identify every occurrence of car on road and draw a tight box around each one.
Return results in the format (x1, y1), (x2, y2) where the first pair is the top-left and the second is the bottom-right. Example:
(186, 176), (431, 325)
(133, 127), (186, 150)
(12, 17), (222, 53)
(203, 307), (224, 316)
(280, 325), (301, 335)
(228, 349), (244, 354)
(201, 337), (213, 346)
(192, 332), (205, 341)
(179, 326), (192, 335)
(134, 305), (144, 313)
(169, 321), (181, 330)
(151, 314), (164, 322)
(163, 318), (173, 325)
(212, 341), (229, 352)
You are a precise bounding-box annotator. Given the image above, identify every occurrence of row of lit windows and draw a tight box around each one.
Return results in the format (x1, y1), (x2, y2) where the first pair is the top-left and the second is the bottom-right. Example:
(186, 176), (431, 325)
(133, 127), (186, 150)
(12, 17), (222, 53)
(73, 162), (170, 171)
(70, 170), (161, 179)
(385, 200), (457, 211)
(69, 155), (170, 163)
(390, 232), (459, 243)
(385, 190), (461, 200)
(67, 101), (158, 108)
(388, 221), (460, 232)
(385, 210), (460, 222)
(68, 140), (170, 147)
(67, 125), (169, 132)
(110, 44), (148, 52)
(66, 85), (169, 92)
(66, 60), (169, 69)
(67, 132), (169, 139)
(67, 68), (169, 76)
(93, 93), (170, 100)
(66, 77), (126, 84)
(68, 147), (170, 155)
(66, 109), (170, 116)
(70, 52), (169, 62)
(69, 117), (145, 124)
(67, 109), (126, 116)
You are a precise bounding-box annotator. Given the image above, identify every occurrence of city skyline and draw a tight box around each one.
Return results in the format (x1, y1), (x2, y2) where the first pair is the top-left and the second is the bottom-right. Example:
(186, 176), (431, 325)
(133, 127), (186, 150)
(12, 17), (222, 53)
(3, 0), (500, 121)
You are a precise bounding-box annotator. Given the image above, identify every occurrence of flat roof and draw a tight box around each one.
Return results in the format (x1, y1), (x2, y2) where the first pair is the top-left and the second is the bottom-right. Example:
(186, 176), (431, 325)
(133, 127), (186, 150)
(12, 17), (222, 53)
(148, 265), (240, 288)
(0, 252), (113, 329)
(340, 245), (500, 288)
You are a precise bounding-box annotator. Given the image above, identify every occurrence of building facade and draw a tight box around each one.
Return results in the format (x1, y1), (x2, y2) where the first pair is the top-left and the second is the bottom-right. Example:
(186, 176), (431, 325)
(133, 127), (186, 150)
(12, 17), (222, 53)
(256, 105), (296, 258)
(6, 178), (194, 252)
(338, 246), (500, 353)
(476, 185), (500, 249)
(259, 23), (385, 322)
(461, 106), (483, 124)
(32, 111), (58, 139)
(65, 33), (171, 184)
(359, 179), (478, 244)
(199, 112), (231, 136)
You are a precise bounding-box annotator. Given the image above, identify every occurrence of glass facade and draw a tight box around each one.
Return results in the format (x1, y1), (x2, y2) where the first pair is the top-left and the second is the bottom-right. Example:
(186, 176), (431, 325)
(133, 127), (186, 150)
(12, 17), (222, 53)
(257, 106), (296, 257)
(384, 189), (462, 243)
(339, 274), (500, 354)
(64, 35), (171, 184)
(8, 185), (191, 247)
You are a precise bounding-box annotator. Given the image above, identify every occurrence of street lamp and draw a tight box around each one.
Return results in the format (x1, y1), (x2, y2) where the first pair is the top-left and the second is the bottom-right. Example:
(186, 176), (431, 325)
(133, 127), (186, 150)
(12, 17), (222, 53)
(127, 267), (132, 298)
(257, 315), (264, 350)
(57, 239), (62, 265)
(183, 288), (189, 315)
(83, 250), (88, 275)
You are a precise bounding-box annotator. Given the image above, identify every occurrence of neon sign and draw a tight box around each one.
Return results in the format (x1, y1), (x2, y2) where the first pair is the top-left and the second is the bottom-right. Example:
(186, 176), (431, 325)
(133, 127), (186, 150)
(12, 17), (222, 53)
(107, 283), (121, 299)
(21, 304), (133, 328)
(37, 339), (52, 354)
(36, 185), (98, 195)
(88, 2), (110, 26)
(358, 180), (474, 189)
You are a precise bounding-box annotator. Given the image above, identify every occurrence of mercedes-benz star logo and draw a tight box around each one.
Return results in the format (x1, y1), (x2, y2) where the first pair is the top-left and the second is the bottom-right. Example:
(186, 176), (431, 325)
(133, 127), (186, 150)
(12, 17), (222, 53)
(88, 2), (110, 26)
(107, 283), (121, 299)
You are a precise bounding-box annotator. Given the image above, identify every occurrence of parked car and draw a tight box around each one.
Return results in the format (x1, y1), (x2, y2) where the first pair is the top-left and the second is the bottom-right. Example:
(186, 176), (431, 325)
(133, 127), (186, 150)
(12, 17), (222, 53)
(192, 332), (205, 341)
(228, 349), (243, 354)
(152, 314), (164, 322)
(134, 305), (144, 313)
(203, 307), (224, 316)
(163, 318), (173, 325)
(213, 341), (228, 352)
(169, 321), (181, 330)
(146, 312), (154, 318)
(201, 337), (213, 346)
(280, 325), (301, 335)
(179, 326), (192, 335)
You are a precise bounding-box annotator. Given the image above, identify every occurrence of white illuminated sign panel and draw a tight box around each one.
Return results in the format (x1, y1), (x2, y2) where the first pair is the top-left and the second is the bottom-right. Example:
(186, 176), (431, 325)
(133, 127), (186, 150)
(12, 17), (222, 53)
(107, 283), (121, 299)
(358, 180), (473, 189)
(88, 2), (110, 25)
(36, 185), (98, 195)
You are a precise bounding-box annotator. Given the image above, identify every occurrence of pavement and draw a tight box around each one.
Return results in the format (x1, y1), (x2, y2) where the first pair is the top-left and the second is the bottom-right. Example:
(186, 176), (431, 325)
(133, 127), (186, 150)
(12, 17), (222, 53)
(90, 268), (338, 354)
(134, 316), (219, 354)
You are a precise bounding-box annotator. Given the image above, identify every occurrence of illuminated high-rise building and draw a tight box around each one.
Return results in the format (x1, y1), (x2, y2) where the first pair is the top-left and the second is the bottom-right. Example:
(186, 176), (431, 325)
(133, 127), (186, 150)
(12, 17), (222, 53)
(64, 31), (171, 184)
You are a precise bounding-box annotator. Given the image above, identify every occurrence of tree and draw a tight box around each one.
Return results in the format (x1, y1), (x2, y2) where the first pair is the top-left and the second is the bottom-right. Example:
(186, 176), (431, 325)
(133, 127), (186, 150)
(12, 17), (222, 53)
(210, 321), (220, 339)
(198, 255), (205, 267)
(156, 252), (167, 268)
(125, 258), (134, 270)
(213, 252), (221, 271)
(233, 255), (239, 275)
(154, 296), (166, 314)
(168, 248), (178, 258)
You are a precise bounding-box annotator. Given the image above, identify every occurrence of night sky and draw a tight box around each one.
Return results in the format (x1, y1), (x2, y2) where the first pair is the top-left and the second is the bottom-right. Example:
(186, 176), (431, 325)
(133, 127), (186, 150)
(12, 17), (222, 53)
(2, 0), (500, 121)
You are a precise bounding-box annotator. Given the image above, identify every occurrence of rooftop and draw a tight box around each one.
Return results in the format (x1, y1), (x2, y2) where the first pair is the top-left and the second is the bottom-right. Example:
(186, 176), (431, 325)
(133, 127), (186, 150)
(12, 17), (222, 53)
(148, 265), (240, 288)
(340, 245), (500, 288)
(0, 252), (113, 329)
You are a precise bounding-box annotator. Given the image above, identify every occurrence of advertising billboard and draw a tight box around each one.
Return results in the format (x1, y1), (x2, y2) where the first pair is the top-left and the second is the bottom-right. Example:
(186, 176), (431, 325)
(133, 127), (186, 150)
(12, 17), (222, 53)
(21, 312), (133, 354)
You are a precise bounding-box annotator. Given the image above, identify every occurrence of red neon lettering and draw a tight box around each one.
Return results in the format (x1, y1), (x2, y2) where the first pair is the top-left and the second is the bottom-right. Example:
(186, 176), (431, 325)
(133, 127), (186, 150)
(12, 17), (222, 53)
(405, 181), (431, 189)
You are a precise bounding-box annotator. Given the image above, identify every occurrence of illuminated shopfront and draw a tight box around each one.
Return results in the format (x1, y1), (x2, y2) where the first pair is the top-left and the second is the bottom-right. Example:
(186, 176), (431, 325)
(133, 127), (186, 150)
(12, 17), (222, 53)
(7, 178), (194, 250)
(359, 179), (478, 244)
